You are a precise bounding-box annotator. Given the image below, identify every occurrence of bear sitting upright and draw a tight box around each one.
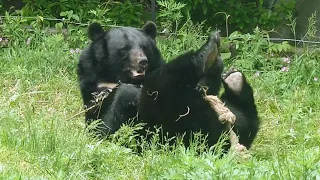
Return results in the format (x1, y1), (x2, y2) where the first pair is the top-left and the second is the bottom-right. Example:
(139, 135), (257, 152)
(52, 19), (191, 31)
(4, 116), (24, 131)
(77, 21), (165, 136)
(138, 31), (260, 151)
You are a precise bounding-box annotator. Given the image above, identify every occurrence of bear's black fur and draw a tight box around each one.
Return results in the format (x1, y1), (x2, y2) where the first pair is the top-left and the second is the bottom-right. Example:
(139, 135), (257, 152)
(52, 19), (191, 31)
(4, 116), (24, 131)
(220, 69), (260, 149)
(77, 21), (164, 136)
(138, 31), (260, 150)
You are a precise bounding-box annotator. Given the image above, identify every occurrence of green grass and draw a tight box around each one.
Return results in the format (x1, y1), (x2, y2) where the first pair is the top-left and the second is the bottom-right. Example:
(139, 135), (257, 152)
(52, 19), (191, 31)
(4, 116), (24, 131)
(0, 33), (320, 179)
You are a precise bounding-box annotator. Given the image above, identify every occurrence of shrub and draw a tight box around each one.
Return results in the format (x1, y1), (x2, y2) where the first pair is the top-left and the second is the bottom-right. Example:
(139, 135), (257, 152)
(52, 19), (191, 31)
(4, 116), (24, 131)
(175, 0), (296, 35)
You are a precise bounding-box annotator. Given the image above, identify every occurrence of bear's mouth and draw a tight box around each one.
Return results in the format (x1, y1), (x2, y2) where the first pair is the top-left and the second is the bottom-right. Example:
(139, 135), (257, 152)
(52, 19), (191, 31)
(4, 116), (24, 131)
(131, 70), (146, 77)
(130, 69), (145, 78)
(122, 69), (146, 84)
(127, 70), (145, 84)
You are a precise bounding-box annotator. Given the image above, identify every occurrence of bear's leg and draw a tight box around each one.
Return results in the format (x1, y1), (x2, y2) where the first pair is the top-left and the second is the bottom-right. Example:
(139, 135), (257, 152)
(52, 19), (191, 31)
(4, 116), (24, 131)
(220, 69), (260, 149)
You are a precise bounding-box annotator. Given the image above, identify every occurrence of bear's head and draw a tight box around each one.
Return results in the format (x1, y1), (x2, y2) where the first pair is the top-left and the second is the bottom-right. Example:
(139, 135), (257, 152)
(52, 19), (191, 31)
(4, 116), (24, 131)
(87, 21), (164, 85)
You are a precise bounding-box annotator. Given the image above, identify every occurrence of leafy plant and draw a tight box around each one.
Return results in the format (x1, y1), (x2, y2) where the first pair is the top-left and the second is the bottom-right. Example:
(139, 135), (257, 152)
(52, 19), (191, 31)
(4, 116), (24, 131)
(156, 0), (211, 62)
(301, 11), (318, 43)
(107, 0), (145, 26)
(13, 0), (144, 28)
(226, 27), (289, 71)
(175, 0), (296, 34)
(269, 41), (292, 54)
(0, 12), (35, 48)
(157, 0), (186, 33)
(60, 10), (80, 22)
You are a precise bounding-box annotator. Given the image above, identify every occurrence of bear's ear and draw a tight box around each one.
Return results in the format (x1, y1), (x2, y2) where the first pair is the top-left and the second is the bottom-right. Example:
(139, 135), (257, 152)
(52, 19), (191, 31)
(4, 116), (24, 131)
(141, 21), (157, 40)
(88, 22), (105, 41)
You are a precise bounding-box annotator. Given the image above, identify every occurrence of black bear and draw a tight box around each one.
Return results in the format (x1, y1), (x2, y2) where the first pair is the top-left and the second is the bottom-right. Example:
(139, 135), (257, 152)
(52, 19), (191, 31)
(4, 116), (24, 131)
(138, 31), (260, 151)
(76, 21), (165, 136)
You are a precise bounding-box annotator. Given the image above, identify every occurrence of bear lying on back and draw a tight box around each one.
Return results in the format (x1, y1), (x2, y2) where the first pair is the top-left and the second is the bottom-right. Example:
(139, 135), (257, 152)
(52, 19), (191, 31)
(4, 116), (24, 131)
(138, 31), (260, 151)
(76, 22), (164, 136)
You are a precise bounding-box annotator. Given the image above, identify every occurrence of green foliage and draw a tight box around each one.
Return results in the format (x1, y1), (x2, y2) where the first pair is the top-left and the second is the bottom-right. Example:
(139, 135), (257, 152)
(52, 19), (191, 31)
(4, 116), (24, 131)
(269, 41), (292, 54)
(0, 11), (82, 49)
(59, 10), (80, 22)
(226, 27), (294, 71)
(3, 0), (146, 48)
(12, 0), (145, 27)
(3, 0), (297, 40)
(175, 0), (296, 34)
(156, 19), (210, 61)
(0, 12), (46, 48)
(157, 0), (186, 33)
(156, 0), (211, 61)
(108, 0), (145, 26)
(302, 11), (318, 42)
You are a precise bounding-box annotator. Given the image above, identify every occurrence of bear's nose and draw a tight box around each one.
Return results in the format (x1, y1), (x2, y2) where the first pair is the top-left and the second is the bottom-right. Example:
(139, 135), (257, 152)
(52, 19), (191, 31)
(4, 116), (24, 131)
(138, 58), (148, 68)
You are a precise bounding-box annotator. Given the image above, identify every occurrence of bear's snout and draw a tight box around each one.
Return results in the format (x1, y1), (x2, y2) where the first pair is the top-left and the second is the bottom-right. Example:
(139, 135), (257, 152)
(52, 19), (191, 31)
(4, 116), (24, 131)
(138, 58), (148, 69)
(129, 48), (149, 77)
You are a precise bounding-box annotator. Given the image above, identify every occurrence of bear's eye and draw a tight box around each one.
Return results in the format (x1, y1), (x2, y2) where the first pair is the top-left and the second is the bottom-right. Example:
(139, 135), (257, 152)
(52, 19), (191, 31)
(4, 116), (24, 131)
(120, 46), (130, 54)
(140, 44), (148, 51)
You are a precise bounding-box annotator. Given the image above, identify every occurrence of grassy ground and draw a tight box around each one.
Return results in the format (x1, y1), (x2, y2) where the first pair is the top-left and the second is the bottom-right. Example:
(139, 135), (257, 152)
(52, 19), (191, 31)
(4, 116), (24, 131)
(0, 33), (320, 179)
